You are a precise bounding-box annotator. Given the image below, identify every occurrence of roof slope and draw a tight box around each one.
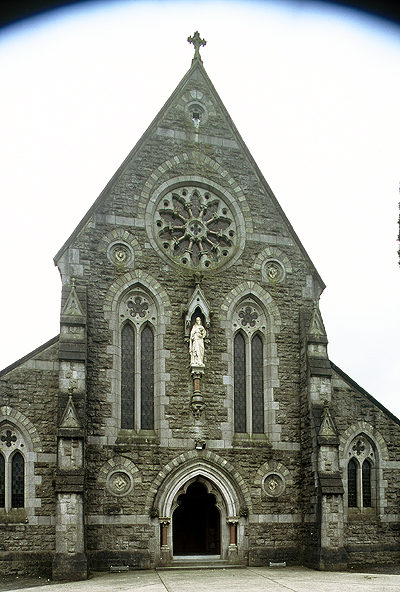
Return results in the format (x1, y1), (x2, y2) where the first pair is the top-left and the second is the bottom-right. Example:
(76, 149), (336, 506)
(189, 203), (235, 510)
(331, 361), (400, 427)
(0, 335), (59, 377)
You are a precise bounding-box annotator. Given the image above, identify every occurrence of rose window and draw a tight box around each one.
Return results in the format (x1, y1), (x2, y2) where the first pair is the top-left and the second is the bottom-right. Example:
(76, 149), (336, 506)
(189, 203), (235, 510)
(154, 187), (237, 270)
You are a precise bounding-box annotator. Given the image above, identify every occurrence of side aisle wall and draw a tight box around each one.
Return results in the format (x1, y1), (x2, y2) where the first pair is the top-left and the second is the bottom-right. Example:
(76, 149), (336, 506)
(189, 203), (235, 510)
(0, 340), (59, 576)
(331, 367), (400, 566)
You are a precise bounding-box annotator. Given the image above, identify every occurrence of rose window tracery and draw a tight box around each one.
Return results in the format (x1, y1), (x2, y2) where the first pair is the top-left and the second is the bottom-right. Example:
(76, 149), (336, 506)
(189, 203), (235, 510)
(154, 187), (237, 270)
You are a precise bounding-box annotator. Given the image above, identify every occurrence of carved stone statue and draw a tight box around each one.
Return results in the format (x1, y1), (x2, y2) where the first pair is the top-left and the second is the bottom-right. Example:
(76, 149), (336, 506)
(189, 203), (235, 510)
(190, 317), (206, 367)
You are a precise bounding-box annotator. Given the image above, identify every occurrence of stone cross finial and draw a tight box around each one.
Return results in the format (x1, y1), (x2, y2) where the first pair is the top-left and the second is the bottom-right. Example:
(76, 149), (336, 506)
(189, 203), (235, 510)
(188, 31), (206, 62)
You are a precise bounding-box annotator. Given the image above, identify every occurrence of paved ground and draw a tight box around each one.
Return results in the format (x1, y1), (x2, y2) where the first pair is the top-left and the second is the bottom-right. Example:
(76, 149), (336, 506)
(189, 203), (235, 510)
(2, 566), (400, 592)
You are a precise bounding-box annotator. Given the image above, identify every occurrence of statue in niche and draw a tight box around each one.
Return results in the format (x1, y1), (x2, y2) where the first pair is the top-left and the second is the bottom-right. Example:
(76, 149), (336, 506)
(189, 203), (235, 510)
(190, 317), (206, 367)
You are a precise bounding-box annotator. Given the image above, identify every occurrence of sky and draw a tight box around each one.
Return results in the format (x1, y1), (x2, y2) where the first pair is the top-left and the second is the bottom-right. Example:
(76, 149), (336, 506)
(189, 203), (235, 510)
(0, 0), (399, 416)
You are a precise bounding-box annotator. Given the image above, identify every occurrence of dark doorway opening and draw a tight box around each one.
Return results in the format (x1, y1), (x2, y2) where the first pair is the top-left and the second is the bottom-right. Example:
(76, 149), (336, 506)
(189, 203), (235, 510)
(172, 480), (221, 556)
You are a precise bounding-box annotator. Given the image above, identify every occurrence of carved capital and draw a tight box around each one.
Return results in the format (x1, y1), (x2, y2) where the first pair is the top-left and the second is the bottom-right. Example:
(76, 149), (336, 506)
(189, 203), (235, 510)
(159, 517), (171, 527)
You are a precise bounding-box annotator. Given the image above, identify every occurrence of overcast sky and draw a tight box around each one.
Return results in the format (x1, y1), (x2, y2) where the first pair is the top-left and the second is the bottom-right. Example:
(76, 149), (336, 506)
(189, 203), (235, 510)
(0, 0), (399, 416)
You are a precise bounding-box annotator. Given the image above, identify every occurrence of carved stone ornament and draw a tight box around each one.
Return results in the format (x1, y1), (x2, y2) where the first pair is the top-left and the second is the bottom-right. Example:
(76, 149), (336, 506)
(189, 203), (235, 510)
(107, 470), (133, 497)
(262, 473), (285, 497)
(61, 279), (84, 318)
(262, 259), (285, 284)
(318, 403), (337, 438)
(108, 242), (134, 268)
(309, 303), (326, 338)
(59, 395), (81, 429)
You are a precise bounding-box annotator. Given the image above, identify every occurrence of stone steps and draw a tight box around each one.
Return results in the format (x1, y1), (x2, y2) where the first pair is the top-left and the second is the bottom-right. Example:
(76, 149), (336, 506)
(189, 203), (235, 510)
(156, 555), (246, 571)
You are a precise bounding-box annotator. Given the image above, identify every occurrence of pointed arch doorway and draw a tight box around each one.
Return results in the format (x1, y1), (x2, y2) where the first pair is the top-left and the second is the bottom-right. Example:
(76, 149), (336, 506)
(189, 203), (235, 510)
(172, 480), (221, 556)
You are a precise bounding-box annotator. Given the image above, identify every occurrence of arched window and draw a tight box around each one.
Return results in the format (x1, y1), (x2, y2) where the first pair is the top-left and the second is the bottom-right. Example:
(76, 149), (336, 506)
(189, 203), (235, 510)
(346, 435), (376, 512)
(121, 322), (154, 431)
(121, 323), (135, 429)
(234, 332), (246, 433)
(0, 431), (26, 511)
(141, 325), (154, 430)
(0, 455), (5, 508)
(347, 458), (357, 507)
(251, 334), (264, 434)
(11, 452), (24, 508)
(233, 329), (265, 435)
(362, 459), (372, 508)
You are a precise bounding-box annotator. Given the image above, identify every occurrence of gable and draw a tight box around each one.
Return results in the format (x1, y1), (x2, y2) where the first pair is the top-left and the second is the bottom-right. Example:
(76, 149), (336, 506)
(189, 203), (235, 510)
(53, 59), (324, 294)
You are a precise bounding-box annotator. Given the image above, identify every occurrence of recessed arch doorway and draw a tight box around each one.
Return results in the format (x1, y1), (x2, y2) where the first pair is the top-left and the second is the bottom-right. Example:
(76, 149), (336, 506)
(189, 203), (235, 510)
(172, 480), (220, 556)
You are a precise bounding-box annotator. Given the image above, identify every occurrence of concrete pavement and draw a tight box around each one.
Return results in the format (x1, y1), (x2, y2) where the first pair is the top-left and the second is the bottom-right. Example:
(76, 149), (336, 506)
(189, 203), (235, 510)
(2, 566), (400, 592)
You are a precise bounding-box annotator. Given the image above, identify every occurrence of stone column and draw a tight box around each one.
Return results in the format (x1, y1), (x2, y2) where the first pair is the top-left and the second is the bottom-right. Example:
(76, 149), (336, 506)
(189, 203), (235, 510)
(52, 281), (88, 581)
(227, 518), (239, 562)
(159, 518), (172, 565)
(191, 367), (205, 418)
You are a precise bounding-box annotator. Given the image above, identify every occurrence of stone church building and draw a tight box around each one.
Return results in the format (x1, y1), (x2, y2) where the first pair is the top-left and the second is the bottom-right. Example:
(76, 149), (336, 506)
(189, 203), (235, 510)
(1, 34), (400, 579)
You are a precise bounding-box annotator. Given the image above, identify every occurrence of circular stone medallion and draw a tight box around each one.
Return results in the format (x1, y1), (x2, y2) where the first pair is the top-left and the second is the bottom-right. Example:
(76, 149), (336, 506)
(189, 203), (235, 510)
(107, 470), (133, 497)
(262, 473), (285, 497)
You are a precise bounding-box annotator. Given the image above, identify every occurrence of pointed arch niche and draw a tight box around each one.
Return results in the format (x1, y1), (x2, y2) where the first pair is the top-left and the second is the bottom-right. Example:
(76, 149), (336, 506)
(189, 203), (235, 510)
(220, 283), (281, 445)
(102, 271), (172, 445)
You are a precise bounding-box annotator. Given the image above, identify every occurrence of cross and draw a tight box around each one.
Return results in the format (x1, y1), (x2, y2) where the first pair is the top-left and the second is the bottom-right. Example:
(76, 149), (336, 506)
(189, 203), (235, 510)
(188, 31), (206, 62)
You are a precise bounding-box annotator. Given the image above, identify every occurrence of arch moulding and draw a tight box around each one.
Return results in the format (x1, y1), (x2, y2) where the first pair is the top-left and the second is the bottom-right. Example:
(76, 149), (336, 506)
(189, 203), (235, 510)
(145, 451), (251, 518)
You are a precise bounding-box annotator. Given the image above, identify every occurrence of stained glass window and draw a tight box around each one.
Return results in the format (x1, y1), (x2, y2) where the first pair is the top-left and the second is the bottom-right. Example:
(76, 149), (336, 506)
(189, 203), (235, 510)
(251, 334), (264, 434)
(348, 459), (357, 507)
(141, 325), (154, 430)
(0, 455), (4, 508)
(234, 333), (246, 433)
(362, 460), (372, 508)
(11, 452), (24, 508)
(121, 323), (135, 429)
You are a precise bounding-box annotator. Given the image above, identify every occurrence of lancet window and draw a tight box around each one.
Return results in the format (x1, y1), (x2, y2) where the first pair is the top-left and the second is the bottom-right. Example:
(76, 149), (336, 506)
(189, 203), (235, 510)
(119, 290), (156, 431)
(233, 300), (266, 435)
